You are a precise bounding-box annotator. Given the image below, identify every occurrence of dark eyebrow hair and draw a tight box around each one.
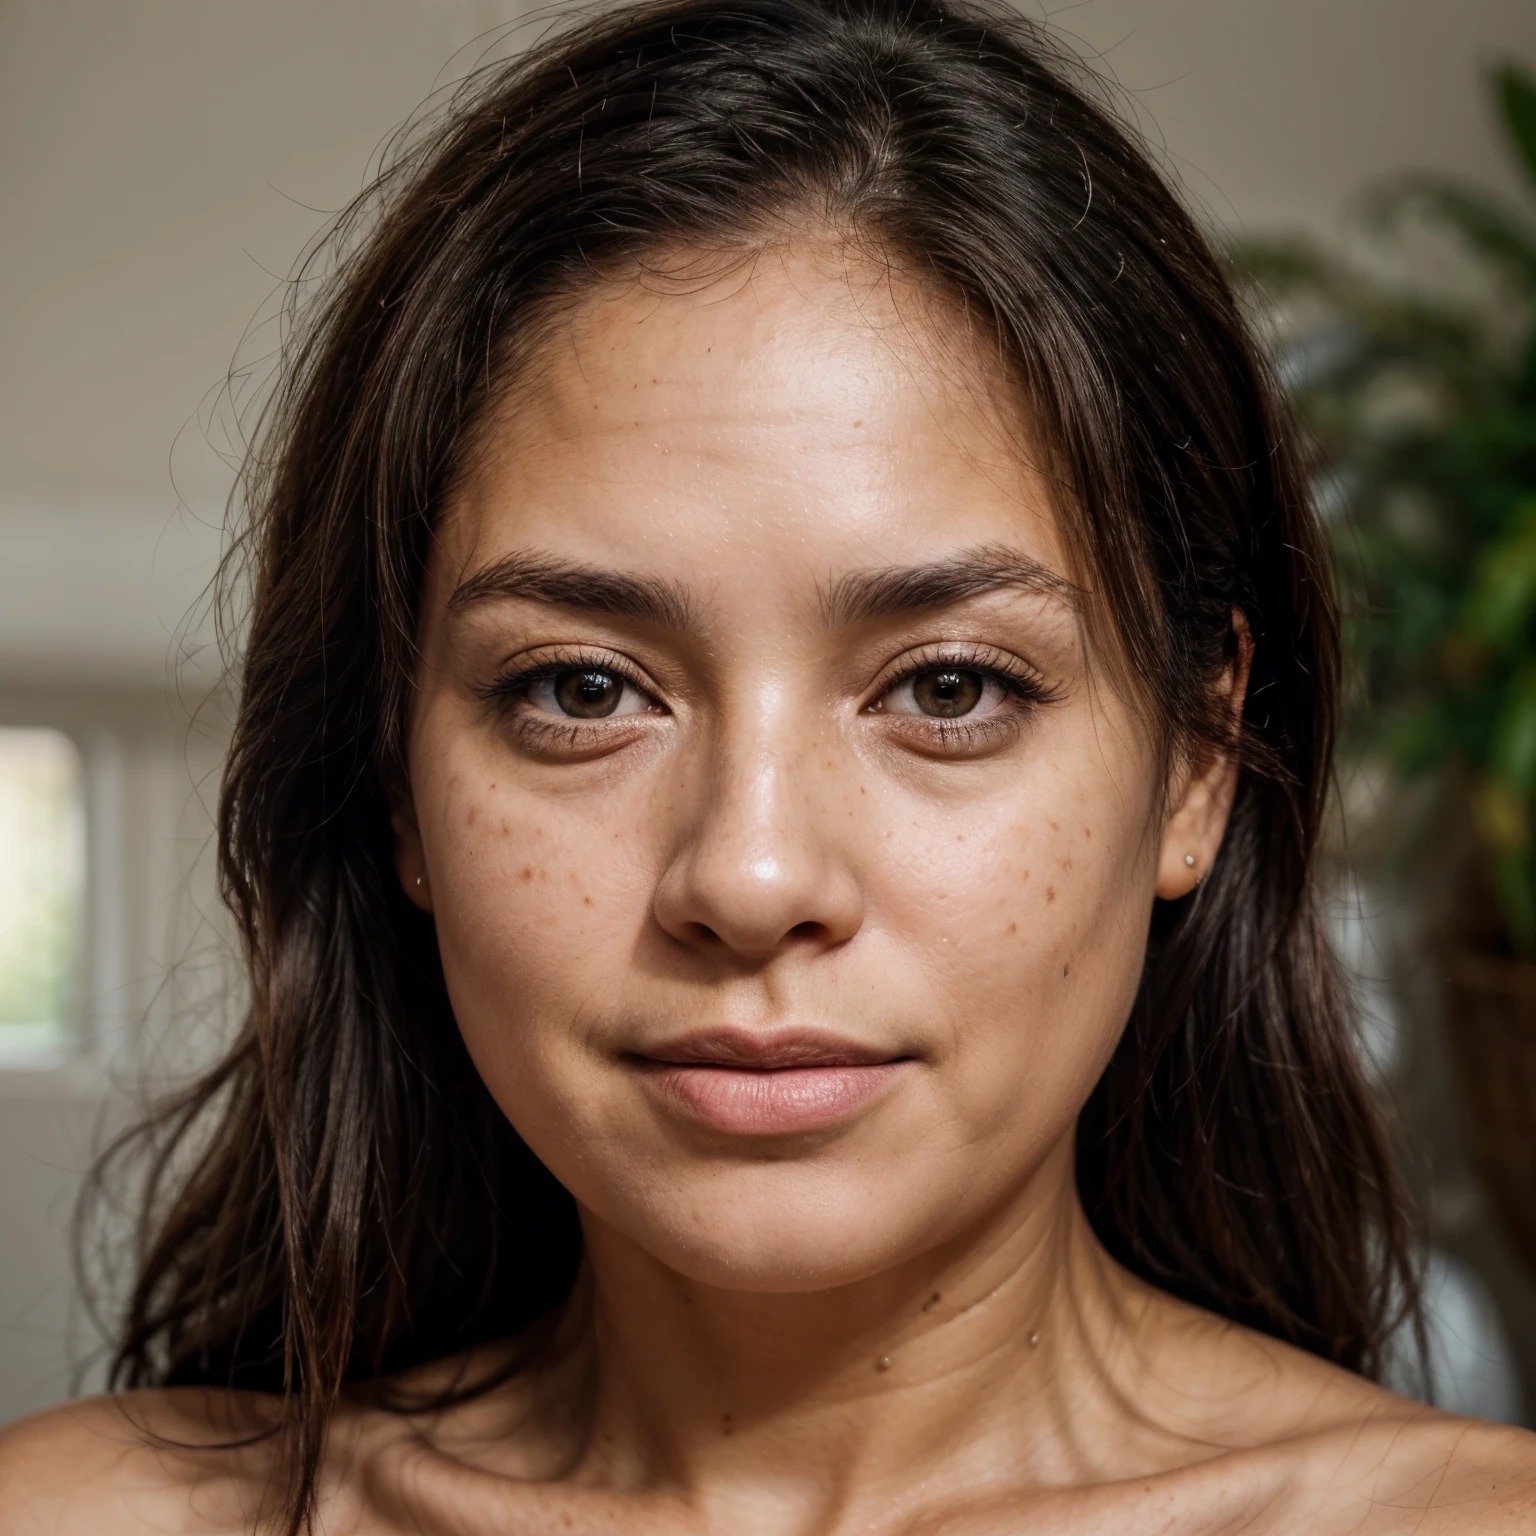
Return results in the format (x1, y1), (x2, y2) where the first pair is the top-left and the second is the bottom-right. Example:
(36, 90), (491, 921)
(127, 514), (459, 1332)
(821, 544), (1078, 627)
(446, 551), (694, 629)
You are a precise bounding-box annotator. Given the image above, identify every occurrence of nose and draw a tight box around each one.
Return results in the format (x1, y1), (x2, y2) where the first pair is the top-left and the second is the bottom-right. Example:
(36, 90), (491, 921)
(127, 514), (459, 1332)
(652, 740), (865, 963)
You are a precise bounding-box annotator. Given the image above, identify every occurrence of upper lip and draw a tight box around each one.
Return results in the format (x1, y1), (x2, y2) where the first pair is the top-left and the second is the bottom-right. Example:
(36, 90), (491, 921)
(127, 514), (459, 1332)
(633, 1028), (904, 1070)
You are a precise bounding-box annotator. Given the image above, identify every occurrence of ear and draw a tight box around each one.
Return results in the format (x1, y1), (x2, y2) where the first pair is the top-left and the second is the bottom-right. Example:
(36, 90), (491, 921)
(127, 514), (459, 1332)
(391, 800), (434, 913)
(1154, 611), (1253, 900)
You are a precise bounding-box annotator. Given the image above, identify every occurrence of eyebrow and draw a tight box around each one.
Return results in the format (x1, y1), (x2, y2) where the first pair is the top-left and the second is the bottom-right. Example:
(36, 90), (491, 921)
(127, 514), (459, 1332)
(447, 552), (695, 629)
(445, 543), (1076, 631)
(820, 545), (1078, 627)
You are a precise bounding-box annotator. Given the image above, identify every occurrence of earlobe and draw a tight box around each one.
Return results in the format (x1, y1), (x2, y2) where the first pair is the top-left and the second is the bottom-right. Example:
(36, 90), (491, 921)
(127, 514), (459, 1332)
(1154, 759), (1234, 899)
(391, 805), (434, 912)
(1154, 610), (1252, 901)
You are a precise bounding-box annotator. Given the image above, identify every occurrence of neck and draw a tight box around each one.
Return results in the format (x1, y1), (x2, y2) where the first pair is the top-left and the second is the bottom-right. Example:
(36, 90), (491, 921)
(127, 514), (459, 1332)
(561, 1138), (1185, 1519)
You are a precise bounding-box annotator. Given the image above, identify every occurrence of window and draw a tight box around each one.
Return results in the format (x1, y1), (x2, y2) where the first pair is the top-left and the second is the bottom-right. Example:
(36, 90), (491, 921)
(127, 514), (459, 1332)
(0, 729), (85, 1065)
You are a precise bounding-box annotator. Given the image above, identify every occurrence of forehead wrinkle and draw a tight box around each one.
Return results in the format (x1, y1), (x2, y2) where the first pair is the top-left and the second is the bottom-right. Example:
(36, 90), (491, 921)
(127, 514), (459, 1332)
(820, 544), (1080, 628)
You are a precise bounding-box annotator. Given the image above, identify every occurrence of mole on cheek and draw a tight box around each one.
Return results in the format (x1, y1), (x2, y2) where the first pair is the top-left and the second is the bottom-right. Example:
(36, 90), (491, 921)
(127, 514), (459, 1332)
(520, 866), (535, 882)
(1046, 886), (1055, 903)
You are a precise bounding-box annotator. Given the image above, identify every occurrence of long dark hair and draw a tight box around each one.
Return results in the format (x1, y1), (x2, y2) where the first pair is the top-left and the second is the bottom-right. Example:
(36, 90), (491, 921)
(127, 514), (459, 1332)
(88, 0), (1419, 1529)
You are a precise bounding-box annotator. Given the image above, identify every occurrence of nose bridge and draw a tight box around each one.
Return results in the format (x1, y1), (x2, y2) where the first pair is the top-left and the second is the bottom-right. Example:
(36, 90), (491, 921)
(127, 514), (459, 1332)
(722, 688), (803, 851)
(653, 682), (863, 957)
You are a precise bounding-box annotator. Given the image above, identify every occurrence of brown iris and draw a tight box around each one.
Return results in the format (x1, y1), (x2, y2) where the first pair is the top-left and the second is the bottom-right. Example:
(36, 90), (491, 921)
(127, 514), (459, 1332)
(912, 668), (984, 718)
(553, 668), (625, 718)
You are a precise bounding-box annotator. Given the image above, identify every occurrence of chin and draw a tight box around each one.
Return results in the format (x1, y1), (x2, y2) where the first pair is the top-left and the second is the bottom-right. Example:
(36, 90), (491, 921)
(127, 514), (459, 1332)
(581, 1160), (962, 1294)
(638, 1223), (910, 1295)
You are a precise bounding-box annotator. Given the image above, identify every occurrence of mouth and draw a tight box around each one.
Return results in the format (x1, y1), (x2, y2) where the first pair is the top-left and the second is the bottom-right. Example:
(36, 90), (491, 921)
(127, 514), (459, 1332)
(629, 1028), (912, 1136)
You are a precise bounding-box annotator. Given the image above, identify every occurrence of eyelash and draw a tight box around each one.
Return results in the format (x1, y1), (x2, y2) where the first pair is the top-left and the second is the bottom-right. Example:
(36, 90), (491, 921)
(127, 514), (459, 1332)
(479, 643), (1057, 754)
(867, 645), (1058, 751)
(478, 647), (663, 745)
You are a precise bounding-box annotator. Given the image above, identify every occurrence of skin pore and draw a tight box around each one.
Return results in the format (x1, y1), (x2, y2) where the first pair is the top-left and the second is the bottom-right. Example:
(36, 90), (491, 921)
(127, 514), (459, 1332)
(4, 240), (1533, 1535)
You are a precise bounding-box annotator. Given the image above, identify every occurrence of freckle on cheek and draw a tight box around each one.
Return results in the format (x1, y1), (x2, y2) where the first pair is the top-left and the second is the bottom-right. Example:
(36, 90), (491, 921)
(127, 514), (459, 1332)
(520, 866), (534, 882)
(1007, 922), (1017, 935)
(1046, 886), (1055, 903)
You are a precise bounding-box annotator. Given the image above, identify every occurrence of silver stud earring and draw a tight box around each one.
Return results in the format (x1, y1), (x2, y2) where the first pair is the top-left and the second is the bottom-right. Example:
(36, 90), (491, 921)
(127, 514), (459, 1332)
(1184, 854), (1196, 868)
(415, 875), (424, 888)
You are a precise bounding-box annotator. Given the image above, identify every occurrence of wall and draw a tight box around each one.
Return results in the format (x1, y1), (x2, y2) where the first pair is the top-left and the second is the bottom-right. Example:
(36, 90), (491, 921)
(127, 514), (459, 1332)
(2, 0), (1535, 1426)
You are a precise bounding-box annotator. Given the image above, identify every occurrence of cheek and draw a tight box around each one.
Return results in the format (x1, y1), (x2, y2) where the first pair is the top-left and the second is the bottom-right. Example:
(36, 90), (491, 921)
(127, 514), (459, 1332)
(416, 757), (657, 1079)
(870, 760), (1157, 1138)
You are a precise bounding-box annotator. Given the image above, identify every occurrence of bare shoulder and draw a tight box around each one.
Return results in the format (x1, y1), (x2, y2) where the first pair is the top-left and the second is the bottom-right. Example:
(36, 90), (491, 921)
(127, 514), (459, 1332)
(1220, 1341), (1536, 1529)
(0, 1330), (581, 1536)
(1120, 1282), (1536, 1529)
(0, 1387), (284, 1536)
(1290, 1407), (1536, 1532)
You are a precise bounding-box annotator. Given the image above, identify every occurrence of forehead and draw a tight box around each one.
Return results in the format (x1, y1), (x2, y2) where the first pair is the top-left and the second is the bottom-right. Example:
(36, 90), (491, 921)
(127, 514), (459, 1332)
(438, 242), (1069, 598)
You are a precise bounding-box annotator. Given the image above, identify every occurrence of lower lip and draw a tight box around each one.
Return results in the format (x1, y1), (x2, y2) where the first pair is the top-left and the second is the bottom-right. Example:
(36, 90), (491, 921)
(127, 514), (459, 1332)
(643, 1062), (905, 1135)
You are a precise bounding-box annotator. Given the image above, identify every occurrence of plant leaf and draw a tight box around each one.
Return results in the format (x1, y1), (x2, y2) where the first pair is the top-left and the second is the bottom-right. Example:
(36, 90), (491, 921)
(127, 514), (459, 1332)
(1463, 499), (1536, 647)
(1492, 664), (1536, 795)
(1365, 175), (1536, 293)
(1496, 62), (1536, 194)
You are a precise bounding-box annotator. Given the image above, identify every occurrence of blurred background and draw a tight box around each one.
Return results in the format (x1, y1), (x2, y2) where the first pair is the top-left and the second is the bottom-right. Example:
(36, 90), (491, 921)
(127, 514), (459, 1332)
(3, 0), (1535, 1428)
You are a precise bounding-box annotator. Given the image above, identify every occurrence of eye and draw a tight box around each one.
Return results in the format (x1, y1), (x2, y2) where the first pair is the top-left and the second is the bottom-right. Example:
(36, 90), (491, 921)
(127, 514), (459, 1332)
(524, 666), (651, 719)
(880, 665), (1012, 720)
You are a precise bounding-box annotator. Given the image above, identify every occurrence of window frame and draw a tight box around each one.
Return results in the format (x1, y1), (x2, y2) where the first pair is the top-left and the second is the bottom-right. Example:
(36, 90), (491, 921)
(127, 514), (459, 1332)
(0, 694), (131, 1094)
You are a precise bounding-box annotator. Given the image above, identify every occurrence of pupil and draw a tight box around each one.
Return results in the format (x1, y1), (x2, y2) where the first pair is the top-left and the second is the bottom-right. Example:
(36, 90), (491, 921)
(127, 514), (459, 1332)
(914, 668), (983, 718)
(555, 668), (622, 718)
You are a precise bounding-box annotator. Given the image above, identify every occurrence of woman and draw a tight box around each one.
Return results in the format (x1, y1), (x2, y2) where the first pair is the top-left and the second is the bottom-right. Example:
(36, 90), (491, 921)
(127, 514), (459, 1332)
(5, 0), (1533, 1530)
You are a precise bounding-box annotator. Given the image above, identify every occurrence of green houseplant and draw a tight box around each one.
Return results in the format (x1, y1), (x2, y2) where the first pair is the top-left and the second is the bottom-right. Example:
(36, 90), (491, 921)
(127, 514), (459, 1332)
(1232, 65), (1536, 1275)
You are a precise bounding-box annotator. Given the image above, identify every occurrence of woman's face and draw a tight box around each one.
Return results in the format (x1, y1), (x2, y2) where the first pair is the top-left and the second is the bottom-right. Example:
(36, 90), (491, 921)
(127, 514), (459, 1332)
(401, 245), (1226, 1291)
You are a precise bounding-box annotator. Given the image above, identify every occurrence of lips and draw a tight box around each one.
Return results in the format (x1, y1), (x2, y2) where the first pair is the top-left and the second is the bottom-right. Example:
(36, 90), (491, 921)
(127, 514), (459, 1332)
(631, 1028), (909, 1135)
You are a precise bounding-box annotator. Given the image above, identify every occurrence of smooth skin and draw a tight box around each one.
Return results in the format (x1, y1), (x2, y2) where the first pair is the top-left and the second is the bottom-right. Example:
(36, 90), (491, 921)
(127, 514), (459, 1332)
(4, 242), (1534, 1534)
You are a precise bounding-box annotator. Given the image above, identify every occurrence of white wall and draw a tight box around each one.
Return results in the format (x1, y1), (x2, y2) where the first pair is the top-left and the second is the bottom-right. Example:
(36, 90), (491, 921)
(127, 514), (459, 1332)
(2, 0), (1535, 1425)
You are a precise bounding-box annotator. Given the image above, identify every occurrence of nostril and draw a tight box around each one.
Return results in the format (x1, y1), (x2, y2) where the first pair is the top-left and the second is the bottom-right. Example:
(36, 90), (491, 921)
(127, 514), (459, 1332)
(788, 920), (825, 942)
